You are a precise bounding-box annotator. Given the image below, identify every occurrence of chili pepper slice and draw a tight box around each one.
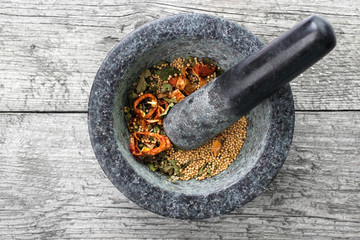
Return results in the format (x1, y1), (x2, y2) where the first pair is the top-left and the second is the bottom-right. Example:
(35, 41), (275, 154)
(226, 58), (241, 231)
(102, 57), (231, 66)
(133, 93), (158, 119)
(168, 76), (179, 87)
(129, 132), (171, 157)
(180, 65), (191, 77)
(183, 82), (196, 95)
(193, 63), (216, 77)
(169, 89), (185, 102)
(143, 100), (168, 125)
(199, 77), (207, 87)
(168, 75), (195, 95)
(154, 100), (169, 121)
(212, 140), (222, 157)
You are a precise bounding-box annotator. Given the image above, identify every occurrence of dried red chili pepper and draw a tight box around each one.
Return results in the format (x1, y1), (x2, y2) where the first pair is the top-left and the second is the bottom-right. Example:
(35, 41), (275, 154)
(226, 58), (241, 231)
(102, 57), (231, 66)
(183, 82), (196, 95)
(199, 77), (207, 87)
(157, 93), (168, 99)
(180, 65), (191, 77)
(168, 76), (179, 87)
(193, 63), (216, 77)
(129, 132), (171, 157)
(133, 93), (158, 119)
(169, 89), (185, 102)
(168, 76), (195, 95)
(154, 100), (169, 120)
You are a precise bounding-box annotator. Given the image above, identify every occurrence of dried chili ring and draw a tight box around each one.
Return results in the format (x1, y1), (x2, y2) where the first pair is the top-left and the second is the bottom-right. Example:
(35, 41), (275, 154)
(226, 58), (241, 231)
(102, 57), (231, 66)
(145, 99), (168, 125)
(133, 93), (158, 119)
(129, 132), (171, 157)
(154, 100), (169, 119)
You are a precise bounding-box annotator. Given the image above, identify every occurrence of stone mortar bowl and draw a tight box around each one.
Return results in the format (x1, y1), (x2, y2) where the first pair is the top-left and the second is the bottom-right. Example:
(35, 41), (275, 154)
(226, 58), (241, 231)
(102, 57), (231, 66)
(88, 13), (295, 219)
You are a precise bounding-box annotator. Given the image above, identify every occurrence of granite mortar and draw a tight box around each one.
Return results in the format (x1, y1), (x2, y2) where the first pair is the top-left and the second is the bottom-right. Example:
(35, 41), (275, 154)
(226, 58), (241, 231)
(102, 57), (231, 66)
(88, 13), (295, 219)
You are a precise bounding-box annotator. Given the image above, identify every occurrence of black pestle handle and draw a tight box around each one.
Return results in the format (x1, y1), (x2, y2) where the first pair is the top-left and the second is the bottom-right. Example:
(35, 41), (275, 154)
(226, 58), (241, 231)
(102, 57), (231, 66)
(163, 15), (336, 150)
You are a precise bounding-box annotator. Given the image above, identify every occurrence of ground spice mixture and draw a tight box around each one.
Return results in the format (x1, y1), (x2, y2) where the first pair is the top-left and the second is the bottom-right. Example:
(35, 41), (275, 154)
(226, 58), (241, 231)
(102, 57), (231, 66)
(124, 57), (247, 181)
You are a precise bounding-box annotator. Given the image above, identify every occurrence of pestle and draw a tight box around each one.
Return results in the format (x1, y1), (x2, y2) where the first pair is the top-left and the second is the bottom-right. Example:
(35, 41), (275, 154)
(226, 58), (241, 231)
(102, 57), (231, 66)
(163, 15), (336, 150)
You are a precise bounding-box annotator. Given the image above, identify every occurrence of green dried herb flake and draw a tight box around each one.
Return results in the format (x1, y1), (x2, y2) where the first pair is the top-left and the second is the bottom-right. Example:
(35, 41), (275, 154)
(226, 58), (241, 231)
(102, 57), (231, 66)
(161, 83), (173, 93)
(186, 56), (194, 62)
(216, 68), (224, 76)
(169, 160), (180, 175)
(198, 163), (207, 177)
(152, 125), (160, 133)
(136, 76), (148, 94)
(128, 91), (138, 102)
(162, 165), (174, 175)
(160, 102), (174, 117)
(180, 159), (191, 168)
(140, 69), (151, 79)
(201, 57), (216, 66)
(185, 56), (195, 67)
(155, 67), (180, 80)
(147, 163), (156, 172)
(163, 97), (177, 104)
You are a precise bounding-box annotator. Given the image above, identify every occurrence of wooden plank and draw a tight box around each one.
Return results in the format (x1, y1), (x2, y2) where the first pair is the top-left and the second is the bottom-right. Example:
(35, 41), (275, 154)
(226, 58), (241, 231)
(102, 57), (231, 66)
(0, 112), (359, 239)
(0, 0), (359, 111)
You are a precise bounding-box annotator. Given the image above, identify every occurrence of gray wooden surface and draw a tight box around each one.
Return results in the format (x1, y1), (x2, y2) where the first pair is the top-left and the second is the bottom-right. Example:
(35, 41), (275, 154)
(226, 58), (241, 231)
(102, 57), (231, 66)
(0, 0), (359, 239)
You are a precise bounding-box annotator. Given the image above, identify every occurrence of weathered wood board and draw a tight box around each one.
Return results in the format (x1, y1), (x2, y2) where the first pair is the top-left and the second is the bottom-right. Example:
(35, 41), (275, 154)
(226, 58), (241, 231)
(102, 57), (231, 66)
(1, 112), (359, 239)
(0, 0), (359, 111)
(1, 0), (360, 238)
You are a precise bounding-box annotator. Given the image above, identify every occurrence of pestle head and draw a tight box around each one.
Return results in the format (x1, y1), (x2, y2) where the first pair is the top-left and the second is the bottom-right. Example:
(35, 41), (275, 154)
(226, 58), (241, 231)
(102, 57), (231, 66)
(163, 15), (336, 150)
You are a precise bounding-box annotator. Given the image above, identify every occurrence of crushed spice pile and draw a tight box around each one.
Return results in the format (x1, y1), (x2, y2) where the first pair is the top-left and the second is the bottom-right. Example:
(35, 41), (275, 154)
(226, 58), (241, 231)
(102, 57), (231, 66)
(124, 57), (247, 181)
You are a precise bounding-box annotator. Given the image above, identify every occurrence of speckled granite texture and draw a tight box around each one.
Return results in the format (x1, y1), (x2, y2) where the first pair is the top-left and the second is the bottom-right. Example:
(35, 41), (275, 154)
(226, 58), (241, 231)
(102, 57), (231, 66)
(88, 13), (295, 219)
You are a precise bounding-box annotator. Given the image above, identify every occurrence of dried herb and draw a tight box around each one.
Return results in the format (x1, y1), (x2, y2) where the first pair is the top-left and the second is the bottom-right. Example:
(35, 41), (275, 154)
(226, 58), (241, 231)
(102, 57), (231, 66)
(198, 163), (208, 177)
(160, 102), (174, 117)
(155, 66), (180, 80)
(216, 68), (224, 76)
(147, 163), (156, 171)
(185, 56), (195, 67)
(163, 165), (174, 175)
(161, 83), (173, 93)
(169, 160), (180, 175)
(128, 91), (138, 103)
(163, 97), (177, 104)
(201, 57), (216, 66)
(157, 152), (166, 161)
(136, 76), (148, 94)
(180, 159), (191, 168)
(153, 125), (160, 133)
(136, 69), (151, 93)
(198, 168), (203, 177)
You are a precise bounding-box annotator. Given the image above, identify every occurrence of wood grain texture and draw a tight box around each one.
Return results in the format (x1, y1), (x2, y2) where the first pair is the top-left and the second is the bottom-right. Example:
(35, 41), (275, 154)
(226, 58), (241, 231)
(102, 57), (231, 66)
(1, 0), (359, 239)
(0, 0), (359, 111)
(1, 112), (359, 239)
